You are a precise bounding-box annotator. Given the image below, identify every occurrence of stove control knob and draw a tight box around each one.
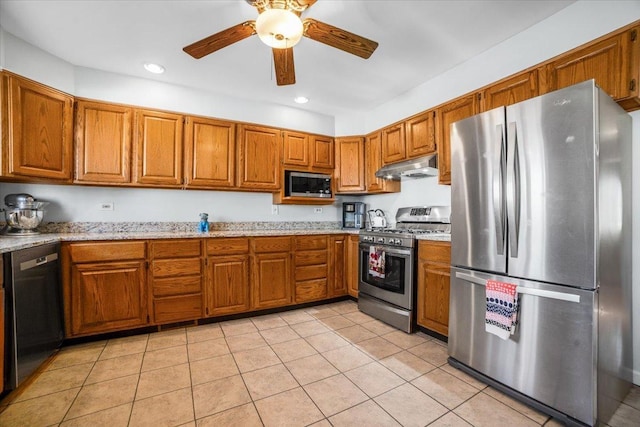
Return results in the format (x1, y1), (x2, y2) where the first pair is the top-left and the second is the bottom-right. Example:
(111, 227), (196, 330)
(394, 238), (402, 245)
(377, 237), (385, 244)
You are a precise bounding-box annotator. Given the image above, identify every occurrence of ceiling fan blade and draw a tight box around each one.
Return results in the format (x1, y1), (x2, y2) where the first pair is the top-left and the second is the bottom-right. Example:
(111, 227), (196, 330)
(295, 0), (317, 8)
(183, 21), (256, 59)
(273, 48), (296, 86)
(303, 18), (378, 59)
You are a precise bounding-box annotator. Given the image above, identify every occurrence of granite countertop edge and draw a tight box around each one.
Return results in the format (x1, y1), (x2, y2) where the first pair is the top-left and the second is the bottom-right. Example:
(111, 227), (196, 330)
(0, 228), (361, 254)
(416, 234), (452, 242)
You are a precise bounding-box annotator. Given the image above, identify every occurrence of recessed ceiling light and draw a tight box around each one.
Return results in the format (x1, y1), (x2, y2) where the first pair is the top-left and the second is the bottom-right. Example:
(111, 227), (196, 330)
(144, 63), (165, 74)
(294, 96), (309, 104)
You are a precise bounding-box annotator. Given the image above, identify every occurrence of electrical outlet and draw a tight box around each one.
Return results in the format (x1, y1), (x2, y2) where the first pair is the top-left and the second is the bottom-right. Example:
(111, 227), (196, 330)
(271, 205), (279, 215)
(99, 202), (114, 211)
(314, 207), (323, 214)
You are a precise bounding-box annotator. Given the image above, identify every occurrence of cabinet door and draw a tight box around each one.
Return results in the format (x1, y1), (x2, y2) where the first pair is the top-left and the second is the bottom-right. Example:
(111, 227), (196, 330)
(381, 123), (406, 164)
(329, 236), (348, 297)
(133, 109), (183, 186)
(405, 111), (436, 158)
(283, 131), (309, 167)
(237, 124), (281, 190)
(546, 33), (627, 100)
(365, 131), (400, 194)
(184, 116), (235, 188)
(335, 136), (365, 193)
(436, 93), (480, 185)
(311, 135), (334, 169)
(346, 235), (359, 298)
(75, 100), (133, 184)
(206, 254), (250, 316)
(0, 287), (4, 394)
(416, 261), (450, 337)
(70, 260), (148, 336)
(482, 70), (539, 111)
(2, 73), (73, 181)
(252, 252), (292, 309)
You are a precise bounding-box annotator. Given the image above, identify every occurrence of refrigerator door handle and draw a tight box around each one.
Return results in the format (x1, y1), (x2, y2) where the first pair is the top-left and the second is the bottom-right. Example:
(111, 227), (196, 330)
(455, 272), (581, 303)
(506, 121), (520, 258)
(493, 124), (506, 255)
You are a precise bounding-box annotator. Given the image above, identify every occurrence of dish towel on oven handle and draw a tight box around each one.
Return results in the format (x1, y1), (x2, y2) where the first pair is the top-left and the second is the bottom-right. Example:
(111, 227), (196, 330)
(485, 279), (519, 340)
(368, 246), (386, 278)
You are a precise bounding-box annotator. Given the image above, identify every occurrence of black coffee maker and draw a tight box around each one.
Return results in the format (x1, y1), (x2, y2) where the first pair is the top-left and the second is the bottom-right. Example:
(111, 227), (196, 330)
(342, 202), (366, 229)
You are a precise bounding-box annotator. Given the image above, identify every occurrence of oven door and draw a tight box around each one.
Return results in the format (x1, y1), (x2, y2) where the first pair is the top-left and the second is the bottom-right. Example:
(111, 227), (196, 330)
(359, 243), (413, 310)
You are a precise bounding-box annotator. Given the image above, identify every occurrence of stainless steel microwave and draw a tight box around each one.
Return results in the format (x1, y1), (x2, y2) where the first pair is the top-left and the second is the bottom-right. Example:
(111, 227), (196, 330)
(285, 171), (332, 198)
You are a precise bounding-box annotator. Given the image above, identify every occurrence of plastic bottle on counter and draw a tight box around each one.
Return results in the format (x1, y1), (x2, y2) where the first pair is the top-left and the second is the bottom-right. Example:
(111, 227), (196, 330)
(198, 213), (209, 233)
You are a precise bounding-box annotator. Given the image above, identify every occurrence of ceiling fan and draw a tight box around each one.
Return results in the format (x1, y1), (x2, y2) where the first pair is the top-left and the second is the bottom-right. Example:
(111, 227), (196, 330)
(183, 0), (379, 86)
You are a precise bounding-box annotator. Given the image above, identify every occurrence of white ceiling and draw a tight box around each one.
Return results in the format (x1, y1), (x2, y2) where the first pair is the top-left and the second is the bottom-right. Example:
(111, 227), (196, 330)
(0, 0), (575, 116)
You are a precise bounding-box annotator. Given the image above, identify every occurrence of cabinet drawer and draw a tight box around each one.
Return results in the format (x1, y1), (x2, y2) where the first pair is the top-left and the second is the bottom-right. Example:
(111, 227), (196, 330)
(151, 239), (201, 258)
(295, 250), (328, 266)
(153, 294), (202, 323)
(152, 276), (202, 297)
(295, 235), (328, 251)
(152, 258), (202, 278)
(295, 264), (328, 281)
(295, 279), (328, 303)
(69, 241), (146, 263)
(206, 238), (249, 255)
(251, 237), (292, 253)
(418, 241), (451, 264)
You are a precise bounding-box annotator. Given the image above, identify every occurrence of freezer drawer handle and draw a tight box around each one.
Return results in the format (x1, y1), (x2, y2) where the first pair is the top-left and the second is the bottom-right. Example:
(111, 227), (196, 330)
(455, 272), (581, 303)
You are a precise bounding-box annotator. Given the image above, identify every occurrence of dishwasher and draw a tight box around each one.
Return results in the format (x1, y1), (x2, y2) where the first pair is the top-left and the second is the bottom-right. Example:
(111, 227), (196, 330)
(3, 243), (64, 390)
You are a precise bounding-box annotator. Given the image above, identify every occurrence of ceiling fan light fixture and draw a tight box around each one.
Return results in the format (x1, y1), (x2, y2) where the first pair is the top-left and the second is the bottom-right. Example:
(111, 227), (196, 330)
(255, 8), (303, 49)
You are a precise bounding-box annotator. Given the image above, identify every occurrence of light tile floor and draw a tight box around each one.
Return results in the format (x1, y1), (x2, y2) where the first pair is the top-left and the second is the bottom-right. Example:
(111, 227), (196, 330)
(1, 300), (638, 427)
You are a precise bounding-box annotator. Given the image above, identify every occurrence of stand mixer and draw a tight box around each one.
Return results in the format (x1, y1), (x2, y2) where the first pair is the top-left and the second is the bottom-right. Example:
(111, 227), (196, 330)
(1, 193), (49, 236)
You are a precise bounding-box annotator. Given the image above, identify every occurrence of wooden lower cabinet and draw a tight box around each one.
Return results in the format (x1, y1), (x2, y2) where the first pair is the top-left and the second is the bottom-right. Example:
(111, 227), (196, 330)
(61, 234), (359, 338)
(205, 238), (250, 316)
(251, 237), (293, 309)
(416, 240), (451, 336)
(149, 239), (203, 323)
(346, 234), (360, 298)
(63, 241), (148, 337)
(0, 262), (4, 392)
(328, 235), (348, 297)
(294, 235), (329, 303)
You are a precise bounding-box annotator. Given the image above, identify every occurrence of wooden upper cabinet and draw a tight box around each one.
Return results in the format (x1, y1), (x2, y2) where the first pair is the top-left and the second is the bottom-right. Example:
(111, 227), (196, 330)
(310, 135), (334, 170)
(365, 131), (400, 194)
(381, 123), (406, 165)
(184, 116), (235, 188)
(2, 72), (73, 181)
(335, 136), (365, 193)
(283, 131), (309, 167)
(75, 100), (133, 184)
(619, 26), (640, 110)
(405, 110), (436, 158)
(133, 109), (183, 186)
(545, 32), (627, 100)
(237, 124), (281, 190)
(482, 69), (539, 111)
(436, 93), (480, 185)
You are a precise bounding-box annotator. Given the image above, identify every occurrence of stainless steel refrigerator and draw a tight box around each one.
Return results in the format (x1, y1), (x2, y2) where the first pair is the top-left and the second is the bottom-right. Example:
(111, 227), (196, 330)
(449, 80), (632, 427)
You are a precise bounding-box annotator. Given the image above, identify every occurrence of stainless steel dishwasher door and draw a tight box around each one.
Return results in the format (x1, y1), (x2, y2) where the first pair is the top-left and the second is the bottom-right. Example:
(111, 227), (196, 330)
(5, 242), (64, 389)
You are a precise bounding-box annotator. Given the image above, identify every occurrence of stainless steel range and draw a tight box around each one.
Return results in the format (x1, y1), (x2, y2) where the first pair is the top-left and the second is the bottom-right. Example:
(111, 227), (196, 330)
(358, 206), (451, 333)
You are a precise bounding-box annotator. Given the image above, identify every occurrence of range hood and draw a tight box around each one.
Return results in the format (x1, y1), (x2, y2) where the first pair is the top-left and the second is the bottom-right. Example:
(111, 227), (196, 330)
(375, 154), (438, 180)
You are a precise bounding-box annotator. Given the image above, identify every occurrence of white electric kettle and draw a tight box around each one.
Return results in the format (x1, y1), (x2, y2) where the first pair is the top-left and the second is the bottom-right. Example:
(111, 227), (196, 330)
(368, 209), (388, 228)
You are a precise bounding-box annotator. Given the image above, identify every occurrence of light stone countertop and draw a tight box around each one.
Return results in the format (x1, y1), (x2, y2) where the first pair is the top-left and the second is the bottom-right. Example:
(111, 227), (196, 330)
(0, 227), (360, 254)
(416, 234), (451, 242)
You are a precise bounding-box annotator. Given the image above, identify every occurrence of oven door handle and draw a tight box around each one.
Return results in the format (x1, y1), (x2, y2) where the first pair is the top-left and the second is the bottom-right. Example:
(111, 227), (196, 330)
(359, 244), (412, 257)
